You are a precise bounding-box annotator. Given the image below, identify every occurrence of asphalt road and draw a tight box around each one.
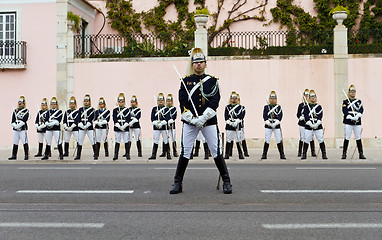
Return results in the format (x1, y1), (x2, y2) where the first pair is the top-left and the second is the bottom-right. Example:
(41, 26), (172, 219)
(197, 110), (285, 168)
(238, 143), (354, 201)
(0, 162), (381, 240)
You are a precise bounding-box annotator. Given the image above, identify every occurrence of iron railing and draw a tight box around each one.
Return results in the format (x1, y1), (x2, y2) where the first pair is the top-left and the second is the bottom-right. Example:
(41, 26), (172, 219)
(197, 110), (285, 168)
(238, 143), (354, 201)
(0, 41), (27, 65)
(348, 29), (382, 54)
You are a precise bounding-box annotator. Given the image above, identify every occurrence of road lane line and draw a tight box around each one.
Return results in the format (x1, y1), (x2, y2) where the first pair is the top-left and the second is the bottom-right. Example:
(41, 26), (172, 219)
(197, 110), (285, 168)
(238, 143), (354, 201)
(18, 167), (92, 170)
(17, 190), (134, 194)
(0, 222), (104, 228)
(296, 167), (376, 170)
(262, 223), (382, 229)
(261, 190), (382, 193)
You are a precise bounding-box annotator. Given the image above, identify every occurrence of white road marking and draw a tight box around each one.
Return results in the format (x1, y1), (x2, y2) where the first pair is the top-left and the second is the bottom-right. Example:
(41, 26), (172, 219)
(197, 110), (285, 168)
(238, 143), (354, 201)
(261, 190), (382, 193)
(17, 190), (134, 194)
(262, 223), (382, 229)
(18, 167), (92, 170)
(296, 167), (376, 170)
(0, 222), (104, 228)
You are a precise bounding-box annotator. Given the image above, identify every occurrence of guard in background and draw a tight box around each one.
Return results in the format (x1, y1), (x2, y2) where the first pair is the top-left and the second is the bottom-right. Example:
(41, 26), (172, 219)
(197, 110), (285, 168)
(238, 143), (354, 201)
(34, 98), (48, 157)
(113, 93), (131, 160)
(261, 91), (286, 160)
(237, 94), (249, 157)
(170, 48), (232, 194)
(42, 97), (63, 160)
(63, 96), (79, 157)
(166, 94), (178, 157)
(94, 97), (110, 158)
(224, 91), (245, 159)
(9, 96), (30, 160)
(128, 95), (142, 157)
(342, 85), (366, 159)
(149, 93), (170, 160)
(76, 94), (98, 160)
(192, 131), (211, 160)
(297, 89), (316, 157)
(301, 90), (327, 159)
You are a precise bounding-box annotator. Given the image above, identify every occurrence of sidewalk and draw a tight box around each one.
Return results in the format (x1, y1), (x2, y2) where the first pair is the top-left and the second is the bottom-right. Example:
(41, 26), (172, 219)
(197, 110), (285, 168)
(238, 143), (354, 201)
(0, 147), (380, 164)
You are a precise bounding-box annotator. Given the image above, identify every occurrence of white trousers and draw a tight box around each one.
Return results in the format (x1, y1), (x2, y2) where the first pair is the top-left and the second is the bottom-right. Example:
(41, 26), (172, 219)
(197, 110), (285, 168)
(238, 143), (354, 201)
(37, 132), (45, 144)
(304, 129), (324, 143)
(344, 124), (362, 140)
(181, 124), (222, 159)
(226, 130), (240, 143)
(78, 130), (95, 146)
(13, 130), (28, 145)
(238, 129), (245, 141)
(168, 129), (176, 143)
(64, 131), (79, 143)
(115, 131), (130, 144)
(196, 131), (206, 143)
(95, 129), (108, 143)
(45, 130), (61, 146)
(129, 128), (141, 142)
(265, 128), (282, 144)
(153, 130), (168, 144)
(299, 126), (305, 141)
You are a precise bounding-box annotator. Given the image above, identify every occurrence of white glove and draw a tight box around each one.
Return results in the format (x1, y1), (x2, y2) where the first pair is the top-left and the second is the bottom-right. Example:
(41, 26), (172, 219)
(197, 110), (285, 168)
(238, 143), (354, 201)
(101, 120), (108, 125)
(299, 115), (304, 121)
(265, 120), (272, 127)
(157, 121), (163, 128)
(231, 121), (238, 128)
(67, 124), (75, 131)
(115, 122), (122, 130)
(271, 119), (280, 128)
(93, 120), (99, 127)
(226, 120), (234, 127)
(78, 122), (84, 130)
(152, 120), (159, 126)
(37, 123), (46, 131)
(121, 123), (129, 131)
(346, 114), (352, 120)
(181, 111), (193, 123)
(35, 123), (39, 129)
(15, 122), (24, 130)
(168, 119), (174, 125)
(195, 108), (216, 128)
(52, 120), (59, 126)
(306, 120), (314, 128)
(234, 119), (241, 126)
(354, 113), (362, 121)
(161, 120), (167, 126)
(63, 123), (68, 130)
(84, 122), (91, 130)
(129, 117), (138, 127)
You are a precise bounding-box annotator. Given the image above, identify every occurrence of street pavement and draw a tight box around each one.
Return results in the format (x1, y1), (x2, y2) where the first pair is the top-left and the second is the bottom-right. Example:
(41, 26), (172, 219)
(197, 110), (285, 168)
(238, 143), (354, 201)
(0, 147), (380, 239)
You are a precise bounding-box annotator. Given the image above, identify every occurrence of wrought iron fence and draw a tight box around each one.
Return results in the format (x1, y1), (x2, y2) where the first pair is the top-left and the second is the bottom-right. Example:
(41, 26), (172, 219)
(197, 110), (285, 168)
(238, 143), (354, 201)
(0, 41), (27, 65)
(348, 29), (382, 54)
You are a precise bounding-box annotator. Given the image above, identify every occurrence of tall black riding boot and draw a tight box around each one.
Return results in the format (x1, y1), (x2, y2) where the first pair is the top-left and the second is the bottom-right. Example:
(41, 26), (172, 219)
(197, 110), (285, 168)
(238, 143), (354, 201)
(193, 140), (200, 157)
(74, 144), (82, 160)
(170, 156), (190, 194)
(356, 139), (366, 159)
(8, 144), (18, 160)
(297, 140), (303, 157)
(92, 144), (99, 160)
(96, 142), (101, 159)
(35, 143), (43, 157)
(136, 140), (142, 157)
(224, 142), (231, 159)
(104, 142), (109, 157)
(229, 141), (234, 156)
(166, 143), (172, 160)
(203, 142), (210, 160)
(148, 143), (158, 160)
(236, 142), (245, 159)
(277, 142), (286, 159)
(320, 142), (328, 159)
(57, 144), (64, 160)
(41, 145), (51, 160)
(261, 143), (269, 159)
(23, 143), (29, 160)
(159, 142), (166, 157)
(310, 140), (316, 157)
(63, 142), (69, 157)
(242, 140), (249, 157)
(125, 142), (131, 160)
(173, 142), (179, 157)
(301, 142), (309, 160)
(190, 147), (194, 159)
(341, 139), (349, 159)
(113, 143), (120, 160)
(214, 155), (232, 194)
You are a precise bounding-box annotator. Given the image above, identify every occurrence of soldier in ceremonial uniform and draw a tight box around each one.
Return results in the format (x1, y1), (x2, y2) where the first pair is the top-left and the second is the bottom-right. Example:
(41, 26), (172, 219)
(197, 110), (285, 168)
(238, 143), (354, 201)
(301, 90), (327, 159)
(261, 91), (286, 160)
(148, 93), (170, 160)
(296, 89), (316, 157)
(341, 85), (366, 159)
(63, 96), (79, 157)
(224, 91), (245, 159)
(237, 94), (249, 157)
(113, 93), (131, 160)
(128, 95), (142, 157)
(166, 94), (178, 157)
(170, 48), (232, 194)
(42, 97), (63, 160)
(94, 97), (111, 158)
(9, 96), (30, 160)
(75, 94), (98, 160)
(34, 98), (48, 157)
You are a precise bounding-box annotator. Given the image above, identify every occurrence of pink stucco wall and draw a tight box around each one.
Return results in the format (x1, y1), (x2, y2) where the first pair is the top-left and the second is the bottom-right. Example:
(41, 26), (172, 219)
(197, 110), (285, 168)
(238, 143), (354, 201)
(0, 3), (57, 148)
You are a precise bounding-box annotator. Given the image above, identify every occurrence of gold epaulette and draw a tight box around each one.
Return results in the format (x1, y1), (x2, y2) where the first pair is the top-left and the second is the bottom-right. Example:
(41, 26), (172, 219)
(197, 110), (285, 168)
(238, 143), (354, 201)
(182, 107), (190, 114)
